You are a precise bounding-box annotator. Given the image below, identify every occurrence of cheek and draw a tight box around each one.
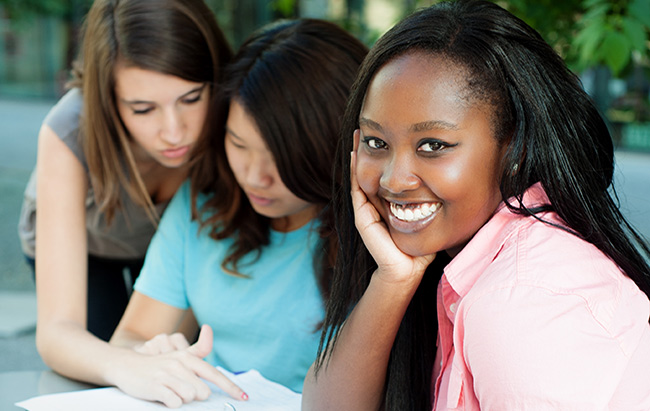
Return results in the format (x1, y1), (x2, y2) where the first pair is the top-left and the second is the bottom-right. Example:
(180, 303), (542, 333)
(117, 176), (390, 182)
(190, 102), (209, 130)
(355, 155), (381, 196)
(121, 115), (155, 144)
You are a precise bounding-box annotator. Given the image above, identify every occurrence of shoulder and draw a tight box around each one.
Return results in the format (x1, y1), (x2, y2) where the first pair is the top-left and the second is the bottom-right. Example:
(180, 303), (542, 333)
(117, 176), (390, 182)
(464, 218), (649, 355)
(43, 88), (83, 135)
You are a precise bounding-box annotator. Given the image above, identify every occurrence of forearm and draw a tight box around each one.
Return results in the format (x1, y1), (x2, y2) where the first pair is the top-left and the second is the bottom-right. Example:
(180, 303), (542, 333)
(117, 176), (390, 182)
(109, 328), (150, 349)
(302, 272), (420, 411)
(36, 320), (137, 387)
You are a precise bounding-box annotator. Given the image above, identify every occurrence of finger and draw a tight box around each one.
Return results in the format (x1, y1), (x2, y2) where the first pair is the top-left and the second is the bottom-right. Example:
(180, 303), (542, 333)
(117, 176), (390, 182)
(159, 372), (210, 405)
(193, 364), (248, 401)
(352, 128), (360, 152)
(169, 333), (190, 351)
(350, 151), (366, 208)
(186, 324), (213, 359)
(156, 384), (184, 409)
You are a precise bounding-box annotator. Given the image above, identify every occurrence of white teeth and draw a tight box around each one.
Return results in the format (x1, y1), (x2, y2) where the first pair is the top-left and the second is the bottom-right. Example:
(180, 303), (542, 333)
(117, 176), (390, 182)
(389, 201), (440, 222)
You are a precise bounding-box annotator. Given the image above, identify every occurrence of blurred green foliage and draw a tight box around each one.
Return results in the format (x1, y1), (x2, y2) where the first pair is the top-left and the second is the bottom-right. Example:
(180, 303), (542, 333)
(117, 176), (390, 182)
(1, 0), (649, 77)
(0, 0), (92, 24)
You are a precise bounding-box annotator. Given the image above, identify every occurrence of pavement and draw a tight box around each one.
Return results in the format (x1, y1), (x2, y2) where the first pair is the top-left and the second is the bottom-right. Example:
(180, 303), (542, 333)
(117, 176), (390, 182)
(0, 97), (649, 375)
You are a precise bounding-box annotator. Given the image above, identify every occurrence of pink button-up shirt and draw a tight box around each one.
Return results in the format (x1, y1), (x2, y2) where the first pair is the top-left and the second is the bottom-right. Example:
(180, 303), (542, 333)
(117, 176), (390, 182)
(432, 183), (650, 410)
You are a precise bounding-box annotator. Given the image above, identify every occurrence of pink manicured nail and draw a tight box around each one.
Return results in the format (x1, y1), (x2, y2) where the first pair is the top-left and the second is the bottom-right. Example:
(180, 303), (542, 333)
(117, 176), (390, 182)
(241, 392), (249, 401)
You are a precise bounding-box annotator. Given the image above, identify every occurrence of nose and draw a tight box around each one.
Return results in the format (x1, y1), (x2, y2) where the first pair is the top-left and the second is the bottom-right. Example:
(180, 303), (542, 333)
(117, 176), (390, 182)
(160, 108), (184, 145)
(379, 154), (420, 195)
(245, 152), (274, 189)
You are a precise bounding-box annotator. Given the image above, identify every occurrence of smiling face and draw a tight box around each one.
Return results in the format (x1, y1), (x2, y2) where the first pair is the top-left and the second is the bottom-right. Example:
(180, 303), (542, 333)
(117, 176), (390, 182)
(114, 64), (209, 168)
(225, 99), (318, 232)
(356, 52), (505, 257)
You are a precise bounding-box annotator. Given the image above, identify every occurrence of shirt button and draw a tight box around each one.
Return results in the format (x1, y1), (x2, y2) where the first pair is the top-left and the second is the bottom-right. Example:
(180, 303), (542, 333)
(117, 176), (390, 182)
(449, 303), (457, 313)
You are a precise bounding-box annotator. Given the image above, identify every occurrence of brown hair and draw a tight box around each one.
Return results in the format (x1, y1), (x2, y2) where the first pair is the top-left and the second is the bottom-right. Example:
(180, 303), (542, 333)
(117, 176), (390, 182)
(190, 19), (367, 295)
(75, 0), (232, 223)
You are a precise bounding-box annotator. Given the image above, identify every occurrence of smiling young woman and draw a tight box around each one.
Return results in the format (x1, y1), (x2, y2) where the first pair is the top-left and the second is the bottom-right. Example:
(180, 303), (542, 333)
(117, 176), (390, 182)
(302, 1), (650, 410)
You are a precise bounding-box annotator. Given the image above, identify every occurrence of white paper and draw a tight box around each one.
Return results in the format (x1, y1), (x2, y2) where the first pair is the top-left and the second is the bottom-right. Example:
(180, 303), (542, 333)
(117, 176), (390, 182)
(16, 368), (301, 411)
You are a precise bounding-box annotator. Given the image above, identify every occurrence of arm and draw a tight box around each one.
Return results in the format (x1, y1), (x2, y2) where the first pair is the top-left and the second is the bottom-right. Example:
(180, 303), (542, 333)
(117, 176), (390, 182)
(34, 125), (245, 407)
(111, 291), (194, 353)
(35, 123), (113, 382)
(302, 143), (436, 410)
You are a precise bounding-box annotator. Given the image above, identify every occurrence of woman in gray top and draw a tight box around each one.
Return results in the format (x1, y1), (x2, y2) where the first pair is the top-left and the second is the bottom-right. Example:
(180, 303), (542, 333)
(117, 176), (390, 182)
(17, 0), (241, 402)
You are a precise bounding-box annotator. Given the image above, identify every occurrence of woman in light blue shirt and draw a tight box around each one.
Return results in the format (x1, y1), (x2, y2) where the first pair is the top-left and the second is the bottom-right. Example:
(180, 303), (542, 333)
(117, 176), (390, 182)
(108, 19), (367, 407)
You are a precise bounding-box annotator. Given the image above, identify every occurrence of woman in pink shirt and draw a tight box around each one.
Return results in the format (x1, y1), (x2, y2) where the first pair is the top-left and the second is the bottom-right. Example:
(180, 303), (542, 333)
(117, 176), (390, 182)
(302, 1), (650, 410)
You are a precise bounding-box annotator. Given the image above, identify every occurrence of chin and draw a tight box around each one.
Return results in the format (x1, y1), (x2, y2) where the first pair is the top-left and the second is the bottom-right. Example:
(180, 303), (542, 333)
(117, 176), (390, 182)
(392, 235), (439, 258)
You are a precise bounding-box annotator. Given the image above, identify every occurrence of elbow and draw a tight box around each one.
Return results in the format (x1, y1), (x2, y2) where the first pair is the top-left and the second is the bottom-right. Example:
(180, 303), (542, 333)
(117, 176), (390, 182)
(35, 325), (55, 368)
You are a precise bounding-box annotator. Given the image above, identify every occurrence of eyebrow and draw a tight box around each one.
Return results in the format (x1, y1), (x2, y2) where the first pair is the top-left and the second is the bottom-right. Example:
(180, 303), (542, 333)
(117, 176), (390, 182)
(409, 120), (458, 132)
(120, 84), (206, 105)
(359, 117), (459, 133)
(359, 117), (384, 132)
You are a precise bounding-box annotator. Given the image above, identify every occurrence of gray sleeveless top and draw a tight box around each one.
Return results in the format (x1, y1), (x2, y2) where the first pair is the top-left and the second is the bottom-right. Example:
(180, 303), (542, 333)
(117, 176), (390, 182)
(18, 88), (168, 259)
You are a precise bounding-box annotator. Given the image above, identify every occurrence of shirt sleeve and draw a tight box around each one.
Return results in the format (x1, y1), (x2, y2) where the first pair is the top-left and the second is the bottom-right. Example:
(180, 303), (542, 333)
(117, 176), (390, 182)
(133, 180), (191, 309)
(460, 284), (643, 410)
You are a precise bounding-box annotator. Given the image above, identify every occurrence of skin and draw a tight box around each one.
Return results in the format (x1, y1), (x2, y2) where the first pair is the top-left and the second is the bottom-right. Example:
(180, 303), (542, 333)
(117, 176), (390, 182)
(35, 65), (245, 407)
(302, 52), (505, 410)
(114, 64), (209, 170)
(111, 97), (324, 406)
(224, 99), (319, 232)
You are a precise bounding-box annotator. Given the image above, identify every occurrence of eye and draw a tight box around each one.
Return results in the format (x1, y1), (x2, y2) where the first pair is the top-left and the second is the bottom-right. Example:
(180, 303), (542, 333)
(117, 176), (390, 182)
(418, 139), (452, 153)
(182, 92), (202, 105)
(226, 133), (245, 149)
(132, 106), (154, 115)
(363, 137), (387, 150)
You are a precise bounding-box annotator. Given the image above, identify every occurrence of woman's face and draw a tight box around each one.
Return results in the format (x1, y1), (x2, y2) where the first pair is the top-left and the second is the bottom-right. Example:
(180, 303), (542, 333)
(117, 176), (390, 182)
(114, 64), (209, 168)
(356, 52), (505, 258)
(225, 99), (318, 232)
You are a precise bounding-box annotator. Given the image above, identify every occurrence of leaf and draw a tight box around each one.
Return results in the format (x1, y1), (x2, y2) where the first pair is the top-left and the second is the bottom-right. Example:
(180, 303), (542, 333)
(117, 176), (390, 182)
(583, 0), (607, 8)
(621, 16), (648, 52)
(272, 0), (295, 17)
(600, 30), (631, 75)
(580, 2), (610, 22)
(629, 0), (650, 27)
(573, 19), (606, 67)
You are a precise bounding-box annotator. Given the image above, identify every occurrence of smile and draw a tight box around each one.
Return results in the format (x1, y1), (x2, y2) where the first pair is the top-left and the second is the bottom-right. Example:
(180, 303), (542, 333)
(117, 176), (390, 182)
(389, 201), (441, 222)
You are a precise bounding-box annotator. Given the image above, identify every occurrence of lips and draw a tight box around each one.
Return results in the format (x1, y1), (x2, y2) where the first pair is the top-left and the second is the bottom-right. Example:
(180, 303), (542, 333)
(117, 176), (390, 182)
(247, 192), (273, 207)
(389, 201), (441, 222)
(161, 145), (190, 159)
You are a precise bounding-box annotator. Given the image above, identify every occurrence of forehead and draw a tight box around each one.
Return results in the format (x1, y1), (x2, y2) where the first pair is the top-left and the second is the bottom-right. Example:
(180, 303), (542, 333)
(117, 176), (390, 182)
(226, 100), (267, 145)
(361, 52), (492, 128)
(113, 64), (200, 100)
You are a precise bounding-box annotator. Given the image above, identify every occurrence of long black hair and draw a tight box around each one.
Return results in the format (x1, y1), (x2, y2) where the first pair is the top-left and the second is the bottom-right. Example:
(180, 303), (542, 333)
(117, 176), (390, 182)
(191, 19), (367, 298)
(317, 1), (650, 409)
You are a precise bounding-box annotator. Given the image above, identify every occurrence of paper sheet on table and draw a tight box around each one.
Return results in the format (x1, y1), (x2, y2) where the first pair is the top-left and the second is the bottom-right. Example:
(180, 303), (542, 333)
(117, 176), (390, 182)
(15, 368), (301, 410)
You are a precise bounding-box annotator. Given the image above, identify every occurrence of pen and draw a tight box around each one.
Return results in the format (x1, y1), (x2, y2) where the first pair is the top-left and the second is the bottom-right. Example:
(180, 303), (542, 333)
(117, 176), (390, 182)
(223, 402), (237, 411)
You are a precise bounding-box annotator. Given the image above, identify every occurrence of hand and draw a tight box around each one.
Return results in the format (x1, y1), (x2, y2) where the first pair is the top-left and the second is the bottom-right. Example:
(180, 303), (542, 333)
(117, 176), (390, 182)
(135, 332), (190, 355)
(112, 325), (248, 408)
(351, 130), (436, 286)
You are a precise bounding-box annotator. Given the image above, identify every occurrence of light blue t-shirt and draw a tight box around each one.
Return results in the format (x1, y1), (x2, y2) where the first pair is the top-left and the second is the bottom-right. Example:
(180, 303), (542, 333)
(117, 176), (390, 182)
(134, 181), (325, 392)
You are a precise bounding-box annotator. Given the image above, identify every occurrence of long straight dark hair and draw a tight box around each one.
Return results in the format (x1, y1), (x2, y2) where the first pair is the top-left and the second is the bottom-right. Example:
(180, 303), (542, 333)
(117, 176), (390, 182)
(190, 19), (367, 298)
(317, 1), (650, 409)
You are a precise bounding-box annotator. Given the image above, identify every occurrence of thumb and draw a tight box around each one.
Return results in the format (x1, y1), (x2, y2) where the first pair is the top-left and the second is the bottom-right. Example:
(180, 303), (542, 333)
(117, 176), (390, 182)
(187, 324), (213, 359)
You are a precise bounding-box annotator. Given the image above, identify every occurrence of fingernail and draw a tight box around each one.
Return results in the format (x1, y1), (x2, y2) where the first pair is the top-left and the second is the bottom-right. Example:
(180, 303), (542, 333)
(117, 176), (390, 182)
(241, 392), (249, 401)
